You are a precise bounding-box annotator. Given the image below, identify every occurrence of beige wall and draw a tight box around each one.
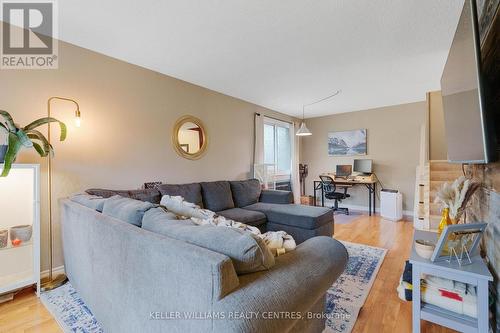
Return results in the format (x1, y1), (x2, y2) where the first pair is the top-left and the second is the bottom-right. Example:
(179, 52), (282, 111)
(300, 101), (426, 212)
(0, 38), (296, 271)
(428, 91), (448, 160)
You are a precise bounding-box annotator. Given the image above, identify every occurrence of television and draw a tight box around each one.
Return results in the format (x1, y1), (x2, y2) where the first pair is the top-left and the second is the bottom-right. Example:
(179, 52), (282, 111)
(353, 159), (373, 174)
(440, 0), (497, 163)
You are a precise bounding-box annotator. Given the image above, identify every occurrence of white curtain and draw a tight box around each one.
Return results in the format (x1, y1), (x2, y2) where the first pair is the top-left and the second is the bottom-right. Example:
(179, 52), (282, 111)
(254, 113), (264, 166)
(290, 122), (301, 204)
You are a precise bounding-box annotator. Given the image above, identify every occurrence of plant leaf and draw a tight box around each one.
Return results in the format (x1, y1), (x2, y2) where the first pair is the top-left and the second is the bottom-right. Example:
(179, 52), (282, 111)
(1, 133), (22, 177)
(16, 129), (33, 148)
(0, 122), (8, 133)
(0, 110), (16, 131)
(26, 130), (53, 156)
(23, 117), (67, 141)
(32, 142), (48, 157)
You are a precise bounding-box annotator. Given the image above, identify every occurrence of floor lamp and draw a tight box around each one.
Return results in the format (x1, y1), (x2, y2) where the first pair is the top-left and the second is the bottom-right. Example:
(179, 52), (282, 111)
(40, 97), (81, 292)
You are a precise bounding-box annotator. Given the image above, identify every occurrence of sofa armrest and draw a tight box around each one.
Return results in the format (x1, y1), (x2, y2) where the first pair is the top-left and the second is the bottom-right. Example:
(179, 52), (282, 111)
(259, 189), (294, 204)
(214, 236), (348, 332)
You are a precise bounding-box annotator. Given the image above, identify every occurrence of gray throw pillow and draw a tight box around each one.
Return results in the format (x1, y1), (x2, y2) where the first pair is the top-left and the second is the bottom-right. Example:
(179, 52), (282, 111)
(86, 188), (161, 204)
(70, 193), (107, 212)
(230, 179), (261, 207)
(102, 195), (156, 226)
(142, 207), (275, 274)
(200, 181), (235, 212)
(157, 183), (203, 207)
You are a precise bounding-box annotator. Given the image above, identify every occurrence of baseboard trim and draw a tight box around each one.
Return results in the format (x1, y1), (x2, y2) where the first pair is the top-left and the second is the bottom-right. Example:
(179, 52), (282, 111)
(321, 201), (414, 219)
(41, 265), (65, 279)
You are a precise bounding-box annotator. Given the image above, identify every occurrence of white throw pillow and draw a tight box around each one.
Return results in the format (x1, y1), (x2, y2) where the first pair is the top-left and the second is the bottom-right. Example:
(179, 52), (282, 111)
(160, 195), (214, 219)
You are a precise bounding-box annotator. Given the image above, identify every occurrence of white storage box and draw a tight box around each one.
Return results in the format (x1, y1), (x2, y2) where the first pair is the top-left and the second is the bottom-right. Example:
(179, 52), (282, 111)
(380, 190), (403, 221)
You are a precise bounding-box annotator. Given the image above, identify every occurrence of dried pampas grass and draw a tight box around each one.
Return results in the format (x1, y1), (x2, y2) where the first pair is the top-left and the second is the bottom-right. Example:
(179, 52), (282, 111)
(434, 176), (480, 222)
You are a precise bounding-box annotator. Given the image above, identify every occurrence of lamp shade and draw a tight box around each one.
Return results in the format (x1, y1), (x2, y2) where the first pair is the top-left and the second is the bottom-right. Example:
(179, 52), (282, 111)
(296, 122), (312, 136)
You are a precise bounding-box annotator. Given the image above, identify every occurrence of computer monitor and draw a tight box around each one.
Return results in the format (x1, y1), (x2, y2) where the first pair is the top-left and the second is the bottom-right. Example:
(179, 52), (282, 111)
(336, 165), (352, 177)
(353, 159), (373, 174)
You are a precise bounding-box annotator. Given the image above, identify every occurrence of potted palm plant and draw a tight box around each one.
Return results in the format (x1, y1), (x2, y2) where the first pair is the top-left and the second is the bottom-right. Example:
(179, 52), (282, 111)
(0, 110), (66, 177)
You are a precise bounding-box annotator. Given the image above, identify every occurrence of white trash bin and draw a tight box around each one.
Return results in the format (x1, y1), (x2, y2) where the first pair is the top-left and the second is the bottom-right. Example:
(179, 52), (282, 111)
(380, 189), (403, 221)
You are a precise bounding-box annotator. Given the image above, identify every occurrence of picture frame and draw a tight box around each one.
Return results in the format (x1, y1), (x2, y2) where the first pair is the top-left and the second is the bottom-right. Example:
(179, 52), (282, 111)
(328, 129), (367, 156)
(431, 223), (487, 263)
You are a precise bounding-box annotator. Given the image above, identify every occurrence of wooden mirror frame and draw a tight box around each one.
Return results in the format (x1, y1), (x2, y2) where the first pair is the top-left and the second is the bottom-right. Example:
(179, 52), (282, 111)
(172, 115), (208, 160)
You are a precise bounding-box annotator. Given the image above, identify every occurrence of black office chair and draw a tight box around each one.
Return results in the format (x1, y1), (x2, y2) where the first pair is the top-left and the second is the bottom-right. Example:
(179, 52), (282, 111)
(319, 175), (350, 215)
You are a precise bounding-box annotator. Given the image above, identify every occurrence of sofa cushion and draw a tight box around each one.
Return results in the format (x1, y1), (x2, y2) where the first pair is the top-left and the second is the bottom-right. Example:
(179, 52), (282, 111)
(229, 179), (261, 207)
(244, 203), (333, 230)
(200, 181), (235, 212)
(142, 207), (274, 274)
(86, 188), (161, 204)
(157, 183), (203, 207)
(70, 193), (107, 212)
(217, 208), (267, 227)
(259, 190), (294, 204)
(102, 195), (156, 226)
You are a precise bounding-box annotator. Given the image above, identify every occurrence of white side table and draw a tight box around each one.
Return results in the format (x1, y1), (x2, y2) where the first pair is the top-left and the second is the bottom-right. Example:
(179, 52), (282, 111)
(410, 230), (492, 333)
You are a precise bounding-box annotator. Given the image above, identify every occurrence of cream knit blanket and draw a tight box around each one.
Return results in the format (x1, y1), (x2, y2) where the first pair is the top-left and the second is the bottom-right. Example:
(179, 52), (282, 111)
(160, 195), (296, 255)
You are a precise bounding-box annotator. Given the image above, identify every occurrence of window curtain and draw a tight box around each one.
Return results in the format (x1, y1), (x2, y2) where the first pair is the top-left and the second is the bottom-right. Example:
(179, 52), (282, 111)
(254, 113), (264, 165)
(253, 113), (265, 188)
(290, 122), (301, 204)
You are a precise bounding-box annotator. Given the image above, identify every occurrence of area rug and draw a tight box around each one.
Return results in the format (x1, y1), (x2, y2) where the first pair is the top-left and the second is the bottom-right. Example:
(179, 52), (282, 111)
(40, 283), (103, 333)
(40, 241), (386, 333)
(324, 241), (387, 333)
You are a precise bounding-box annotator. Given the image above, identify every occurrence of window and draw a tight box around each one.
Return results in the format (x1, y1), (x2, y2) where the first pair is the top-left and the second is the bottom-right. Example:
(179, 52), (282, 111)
(263, 119), (291, 177)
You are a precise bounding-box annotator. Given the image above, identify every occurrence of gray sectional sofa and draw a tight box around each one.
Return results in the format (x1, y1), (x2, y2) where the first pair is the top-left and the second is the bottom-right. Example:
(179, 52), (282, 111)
(86, 179), (335, 244)
(60, 179), (348, 332)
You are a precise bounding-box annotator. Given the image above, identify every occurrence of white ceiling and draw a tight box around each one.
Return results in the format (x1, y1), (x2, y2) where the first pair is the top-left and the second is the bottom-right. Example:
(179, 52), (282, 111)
(58, 0), (464, 118)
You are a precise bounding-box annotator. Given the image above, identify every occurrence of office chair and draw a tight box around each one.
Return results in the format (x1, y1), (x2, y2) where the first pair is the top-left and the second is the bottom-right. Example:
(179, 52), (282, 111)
(319, 175), (350, 215)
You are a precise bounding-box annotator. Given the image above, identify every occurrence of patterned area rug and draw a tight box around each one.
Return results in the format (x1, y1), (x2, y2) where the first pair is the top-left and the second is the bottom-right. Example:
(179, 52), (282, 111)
(40, 284), (103, 333)
(40, 241), (386, 333)
(325, 241), (387, 333)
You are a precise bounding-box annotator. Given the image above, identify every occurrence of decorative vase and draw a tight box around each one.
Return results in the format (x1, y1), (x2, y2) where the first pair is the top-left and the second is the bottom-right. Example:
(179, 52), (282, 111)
(0, 230), (7, 248)
(437, 208), (453, 236)
(10, 225), (32, 242)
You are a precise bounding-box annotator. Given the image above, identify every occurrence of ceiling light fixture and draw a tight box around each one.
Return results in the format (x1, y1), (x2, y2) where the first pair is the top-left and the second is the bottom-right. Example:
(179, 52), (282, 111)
(296, 90), (342, 136)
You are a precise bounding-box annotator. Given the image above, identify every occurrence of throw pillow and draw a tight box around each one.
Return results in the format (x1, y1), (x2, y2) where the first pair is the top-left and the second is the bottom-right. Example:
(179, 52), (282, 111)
(85, 188), (161, 204)
(102, 195), (156, 227)
(160, 195), (214, 219)
(200, 181), (235, 212)
(230, 179), (261, 207)
(157, 183), (203, 207)
(70, 193), (107, 212)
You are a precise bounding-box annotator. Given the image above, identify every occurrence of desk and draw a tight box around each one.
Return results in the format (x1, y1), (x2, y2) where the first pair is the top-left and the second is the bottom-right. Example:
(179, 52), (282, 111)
(410, 230), (492, 333)
(313, 177), (377, 216)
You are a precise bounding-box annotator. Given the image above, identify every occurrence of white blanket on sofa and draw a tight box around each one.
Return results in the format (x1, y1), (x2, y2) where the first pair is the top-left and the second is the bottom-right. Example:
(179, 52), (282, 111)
(160, 195), (296, 255)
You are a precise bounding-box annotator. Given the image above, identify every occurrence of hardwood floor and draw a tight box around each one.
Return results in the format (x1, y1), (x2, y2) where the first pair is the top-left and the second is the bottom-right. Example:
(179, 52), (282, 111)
(334, 214), (456, 333)
(0, 287), (61, 333)
(0, 215), (457, 333)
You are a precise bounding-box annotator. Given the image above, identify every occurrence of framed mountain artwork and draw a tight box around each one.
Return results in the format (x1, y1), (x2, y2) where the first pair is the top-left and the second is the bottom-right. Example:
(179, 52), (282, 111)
(328, 129), (367, 156)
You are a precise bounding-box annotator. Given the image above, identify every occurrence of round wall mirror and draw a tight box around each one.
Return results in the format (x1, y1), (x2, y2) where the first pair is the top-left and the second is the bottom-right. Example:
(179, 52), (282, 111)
(172, 115), (207, 160)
